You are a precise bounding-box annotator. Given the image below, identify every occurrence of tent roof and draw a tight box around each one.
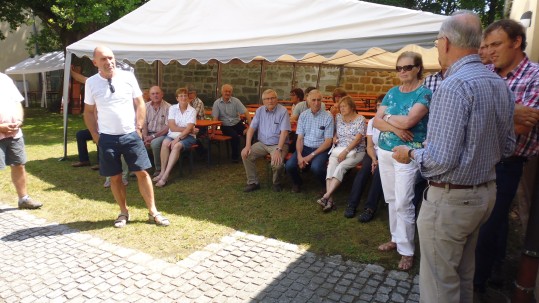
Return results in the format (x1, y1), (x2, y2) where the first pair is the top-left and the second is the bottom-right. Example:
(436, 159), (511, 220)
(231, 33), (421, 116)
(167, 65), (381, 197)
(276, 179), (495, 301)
(66, 0), (446, 69)
(5, 51), (64, 75)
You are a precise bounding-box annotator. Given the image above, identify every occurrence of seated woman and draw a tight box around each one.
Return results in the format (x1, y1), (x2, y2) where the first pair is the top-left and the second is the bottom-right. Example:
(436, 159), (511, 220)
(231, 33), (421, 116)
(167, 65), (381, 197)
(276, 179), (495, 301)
(318, 96), (366, 211)
(329, 87), (347, 116)
(153, 87), (197, 187)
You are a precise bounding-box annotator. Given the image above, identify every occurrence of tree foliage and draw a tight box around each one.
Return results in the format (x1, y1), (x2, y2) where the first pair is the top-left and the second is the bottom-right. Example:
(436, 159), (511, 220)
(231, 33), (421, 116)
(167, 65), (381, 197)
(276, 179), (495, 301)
(366, 0), (505, 26)
(0, 0), (147, 55)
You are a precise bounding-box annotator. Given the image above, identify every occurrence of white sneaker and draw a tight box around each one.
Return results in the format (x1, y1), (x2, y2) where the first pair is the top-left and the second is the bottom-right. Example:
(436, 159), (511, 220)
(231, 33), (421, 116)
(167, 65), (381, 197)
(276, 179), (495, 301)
(103, 179), (111, 188)
(122, 179), (128, 186)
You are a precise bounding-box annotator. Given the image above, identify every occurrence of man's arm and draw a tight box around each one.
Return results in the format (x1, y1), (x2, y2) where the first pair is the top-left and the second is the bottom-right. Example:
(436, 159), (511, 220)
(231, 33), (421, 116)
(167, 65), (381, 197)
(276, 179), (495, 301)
(271, 130), (289, 166)
(133, 96), (146, 137)
(514, 104), (539, 135)
(84, 104), (99, 143)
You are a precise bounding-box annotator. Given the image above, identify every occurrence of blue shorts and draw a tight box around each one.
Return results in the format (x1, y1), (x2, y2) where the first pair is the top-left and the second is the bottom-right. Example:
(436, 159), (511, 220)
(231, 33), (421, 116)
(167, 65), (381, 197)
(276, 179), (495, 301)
(98, 132), (151, 177)
(0, 137), (26, 169)
(164, 135), (197, 150)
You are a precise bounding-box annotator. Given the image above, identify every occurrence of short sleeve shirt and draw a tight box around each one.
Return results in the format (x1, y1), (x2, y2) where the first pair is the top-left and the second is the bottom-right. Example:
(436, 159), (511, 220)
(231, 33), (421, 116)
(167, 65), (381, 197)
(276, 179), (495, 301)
(191, 97), (206, 120)
(251, 104), (291, 146)
(168, 104), (197, 138)
(145, 100), (171, 133)
(378, 85), (431, 151)
(0, 73), (24, 140)
(296, 109), (334, 148)
(335, 113), (366, 152)
(211, 97), (246, 126)
(84, 70), (142, 135)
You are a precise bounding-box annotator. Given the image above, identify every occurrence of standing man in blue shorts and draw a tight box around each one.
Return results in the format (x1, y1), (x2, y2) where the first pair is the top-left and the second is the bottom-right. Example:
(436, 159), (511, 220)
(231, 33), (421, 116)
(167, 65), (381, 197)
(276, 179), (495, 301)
(0, 72), (42, 210)
(84, 46), (169, 228)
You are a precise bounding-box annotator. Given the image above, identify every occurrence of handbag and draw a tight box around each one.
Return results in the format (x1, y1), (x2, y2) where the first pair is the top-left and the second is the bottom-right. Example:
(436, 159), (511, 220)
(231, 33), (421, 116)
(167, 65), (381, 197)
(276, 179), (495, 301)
(329, 145), (356, 158)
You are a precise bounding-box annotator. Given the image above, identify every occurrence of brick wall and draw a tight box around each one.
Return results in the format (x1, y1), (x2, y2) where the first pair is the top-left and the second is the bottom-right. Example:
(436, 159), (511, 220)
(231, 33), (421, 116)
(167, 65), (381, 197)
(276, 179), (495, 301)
(132, 61), (405, 105)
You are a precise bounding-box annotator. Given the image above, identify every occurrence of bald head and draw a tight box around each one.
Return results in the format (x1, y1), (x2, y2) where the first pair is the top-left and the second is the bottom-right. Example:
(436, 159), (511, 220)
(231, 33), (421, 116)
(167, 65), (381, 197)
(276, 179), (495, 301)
(92, 46), (116, 78)
(439, 11), (483, 50)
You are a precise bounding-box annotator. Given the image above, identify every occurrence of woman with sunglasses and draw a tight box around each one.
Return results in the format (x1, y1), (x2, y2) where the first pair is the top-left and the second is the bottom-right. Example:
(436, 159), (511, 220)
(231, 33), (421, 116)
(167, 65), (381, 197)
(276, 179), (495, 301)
(373, 51), (431, 271)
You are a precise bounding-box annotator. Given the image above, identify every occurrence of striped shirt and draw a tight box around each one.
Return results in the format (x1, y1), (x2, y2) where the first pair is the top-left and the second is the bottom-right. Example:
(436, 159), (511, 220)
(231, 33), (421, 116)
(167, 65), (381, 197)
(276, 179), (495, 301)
(495, 56), (539, 158)
(423, 71), (443, 93)
(251, 104), (291, 146)
(414, 54), (516, 185)
(296, 109), (334, 148)
(145, 100), (171, 134)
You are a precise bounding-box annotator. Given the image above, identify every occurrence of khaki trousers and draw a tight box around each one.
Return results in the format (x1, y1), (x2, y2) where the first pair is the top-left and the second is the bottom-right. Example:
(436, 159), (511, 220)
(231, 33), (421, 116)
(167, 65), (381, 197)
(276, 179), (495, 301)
(242, 142), (288, 185)
(418, 181), (496, 303)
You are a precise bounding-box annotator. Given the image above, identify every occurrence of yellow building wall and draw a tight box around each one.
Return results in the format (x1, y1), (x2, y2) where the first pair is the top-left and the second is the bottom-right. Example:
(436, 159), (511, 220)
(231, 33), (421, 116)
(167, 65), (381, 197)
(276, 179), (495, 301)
(511, 0), (539, 62)
(0, 21), (39, 90)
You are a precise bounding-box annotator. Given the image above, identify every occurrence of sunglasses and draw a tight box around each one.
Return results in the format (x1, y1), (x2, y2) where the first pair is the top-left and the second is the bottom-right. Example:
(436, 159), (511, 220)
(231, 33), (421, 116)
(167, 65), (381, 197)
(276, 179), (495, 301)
(396, 65), (417, 72)
(107, 78), (115, 93)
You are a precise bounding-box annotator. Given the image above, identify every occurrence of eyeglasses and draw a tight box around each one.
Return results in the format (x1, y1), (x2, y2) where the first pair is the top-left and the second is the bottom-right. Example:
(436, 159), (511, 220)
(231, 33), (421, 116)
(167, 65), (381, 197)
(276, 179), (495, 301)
(396, 65), (417, 72)
(434, 36), (446, 47)
(262, 96), (277, 101)
(311, 98), (322, 102)
(107, 78), (115, 93)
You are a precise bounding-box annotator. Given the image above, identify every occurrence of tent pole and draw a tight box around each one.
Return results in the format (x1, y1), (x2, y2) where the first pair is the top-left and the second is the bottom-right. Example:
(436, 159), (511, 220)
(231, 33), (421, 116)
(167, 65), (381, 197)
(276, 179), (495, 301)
(60, 53), (73, 161)
(41, 72), (47, 108)
(22, 74), (29, 108)
(216, 62), (222, 100)
(316, 64), (322, 89)
(258, 61), (266, 104)
(291, 63), (297, 90)
(337, 66), (344, 88)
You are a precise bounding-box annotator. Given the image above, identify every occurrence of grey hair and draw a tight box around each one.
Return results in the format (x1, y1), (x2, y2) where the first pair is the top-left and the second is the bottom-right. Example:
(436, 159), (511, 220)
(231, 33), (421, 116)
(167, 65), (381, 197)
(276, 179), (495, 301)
(438, 10), (482, 49)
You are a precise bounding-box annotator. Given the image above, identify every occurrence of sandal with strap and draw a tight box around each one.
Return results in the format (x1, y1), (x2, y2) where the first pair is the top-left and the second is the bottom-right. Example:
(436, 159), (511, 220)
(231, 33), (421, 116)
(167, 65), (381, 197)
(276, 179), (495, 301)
(316, 197), (328, 208)
(114, 213), (129, 228)
(398, 255), (414, 271)
(323, 198), (336, 212)
(148, 212), (170, 227)
(378, 241), (397, 252)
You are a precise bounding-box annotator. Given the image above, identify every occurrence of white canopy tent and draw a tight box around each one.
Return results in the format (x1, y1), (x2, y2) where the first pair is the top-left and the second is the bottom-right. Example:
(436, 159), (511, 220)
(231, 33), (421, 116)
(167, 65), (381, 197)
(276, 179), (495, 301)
(61, 0), (448, 158)
(6, 51), (64, 108)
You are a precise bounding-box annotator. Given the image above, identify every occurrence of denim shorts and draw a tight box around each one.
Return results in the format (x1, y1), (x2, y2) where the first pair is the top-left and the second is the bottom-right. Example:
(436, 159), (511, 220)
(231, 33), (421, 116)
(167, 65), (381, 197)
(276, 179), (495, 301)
(98, 132), (151, 176)
(164, 135), (197, 150)
(0, 137), (26, 169)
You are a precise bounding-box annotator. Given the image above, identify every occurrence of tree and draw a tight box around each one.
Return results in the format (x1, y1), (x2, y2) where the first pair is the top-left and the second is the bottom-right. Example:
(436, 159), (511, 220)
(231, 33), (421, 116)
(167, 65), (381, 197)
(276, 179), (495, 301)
(366, 0), (504, 26)
(0, 0), (147, 55)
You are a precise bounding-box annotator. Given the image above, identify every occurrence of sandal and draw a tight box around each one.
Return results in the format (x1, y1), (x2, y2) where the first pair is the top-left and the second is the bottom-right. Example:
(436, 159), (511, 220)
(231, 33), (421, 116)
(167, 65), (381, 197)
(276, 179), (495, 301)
(378, 241), (397, 252)
(358, 208), (375, 223)
(323, 198), (335, 212)
(398, 255), (414, 271)
(316, 197), (328, 208)
(148, 212), (170, 227)
(155, 179), (167, 187)
(114, 213), (129, 228)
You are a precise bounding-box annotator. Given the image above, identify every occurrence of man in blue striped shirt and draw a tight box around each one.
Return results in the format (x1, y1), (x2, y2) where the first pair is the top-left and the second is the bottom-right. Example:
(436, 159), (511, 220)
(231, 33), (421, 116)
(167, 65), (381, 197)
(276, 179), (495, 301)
(393, 11), (515, 303)
(285, 90), (334, 193)
(241, 89), (291, 192)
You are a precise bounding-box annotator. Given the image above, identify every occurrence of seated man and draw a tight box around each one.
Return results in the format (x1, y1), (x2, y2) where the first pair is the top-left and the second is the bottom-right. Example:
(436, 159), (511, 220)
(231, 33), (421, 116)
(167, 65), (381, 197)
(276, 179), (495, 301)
(142, 86), (171, 177)
(285, 90), (334, 193)
(72, 127), (100, 169)
(241, 89), (291, 192)
(290, 86), (324, 122)
(212, 84), (251, 163)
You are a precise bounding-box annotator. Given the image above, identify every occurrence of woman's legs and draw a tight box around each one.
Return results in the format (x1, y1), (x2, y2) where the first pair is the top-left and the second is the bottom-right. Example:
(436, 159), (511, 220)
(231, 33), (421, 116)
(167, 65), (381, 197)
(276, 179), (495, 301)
(158, 141), (184, 183)
(155, 138), (172, 181)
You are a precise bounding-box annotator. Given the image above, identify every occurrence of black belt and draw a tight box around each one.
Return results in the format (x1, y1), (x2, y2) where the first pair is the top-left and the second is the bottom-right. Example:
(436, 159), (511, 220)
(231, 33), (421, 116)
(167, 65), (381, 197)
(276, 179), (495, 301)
(429, 181), (487, 190)
(500, 156), (527, 163)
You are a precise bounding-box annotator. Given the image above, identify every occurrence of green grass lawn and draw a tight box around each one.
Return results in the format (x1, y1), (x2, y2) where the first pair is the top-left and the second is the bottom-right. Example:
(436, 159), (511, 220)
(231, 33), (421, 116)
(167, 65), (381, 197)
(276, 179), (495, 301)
(0, 108), (408, 270)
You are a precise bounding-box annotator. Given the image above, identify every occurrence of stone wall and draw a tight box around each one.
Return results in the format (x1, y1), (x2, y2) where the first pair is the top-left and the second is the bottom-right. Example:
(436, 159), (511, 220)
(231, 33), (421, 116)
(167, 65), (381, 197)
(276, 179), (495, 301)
(130, 61), (404, 105)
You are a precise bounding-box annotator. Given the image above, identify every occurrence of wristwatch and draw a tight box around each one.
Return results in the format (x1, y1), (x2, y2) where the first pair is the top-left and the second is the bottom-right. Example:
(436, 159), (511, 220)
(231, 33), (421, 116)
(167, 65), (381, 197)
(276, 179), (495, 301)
(408, 149), (414, 159)
(311, 152), (316, 157)
(151, 134), (156, 139)
(384, 114), (392, 122)
(276, 147), (282, 151)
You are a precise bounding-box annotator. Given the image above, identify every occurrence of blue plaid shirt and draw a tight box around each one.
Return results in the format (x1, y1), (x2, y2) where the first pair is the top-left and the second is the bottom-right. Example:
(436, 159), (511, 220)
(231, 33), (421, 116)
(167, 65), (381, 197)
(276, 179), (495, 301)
(414, 54), (516, 185)
(296, 109), (334, 148)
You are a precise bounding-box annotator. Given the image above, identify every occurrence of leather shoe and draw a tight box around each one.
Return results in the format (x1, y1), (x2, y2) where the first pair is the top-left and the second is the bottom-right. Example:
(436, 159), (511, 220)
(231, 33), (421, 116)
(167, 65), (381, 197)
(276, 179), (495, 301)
(90, 165), (100, 170)
(291, 184), (301, 193)
(358, 208), (375, 223)
(72, 161), (90, 167)
(344, 206), (356, 218)
(244, 183), (260, 192)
